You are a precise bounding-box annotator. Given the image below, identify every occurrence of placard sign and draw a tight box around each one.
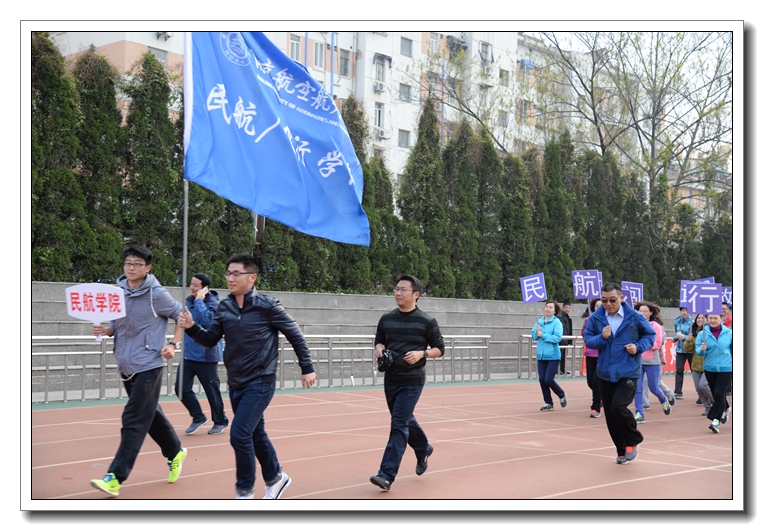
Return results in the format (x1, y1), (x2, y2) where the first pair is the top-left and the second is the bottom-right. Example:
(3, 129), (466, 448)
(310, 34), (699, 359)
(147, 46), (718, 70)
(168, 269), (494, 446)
(571, 270), (601, 299)
(722, 286), (732, 306)
(65, 283), (126, 341)
(520, 273), (547, 304)
(621, 281), (644, 309)
(679, 281), (723, 315)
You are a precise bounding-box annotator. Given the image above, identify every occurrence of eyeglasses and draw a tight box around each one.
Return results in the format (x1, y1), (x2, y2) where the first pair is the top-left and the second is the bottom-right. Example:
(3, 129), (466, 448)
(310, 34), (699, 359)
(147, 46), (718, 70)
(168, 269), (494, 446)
(224, 270), (255, 278)
(393, 287), (412, 293)
(600, 296), (621, 304)
(124, 262), (147, 269)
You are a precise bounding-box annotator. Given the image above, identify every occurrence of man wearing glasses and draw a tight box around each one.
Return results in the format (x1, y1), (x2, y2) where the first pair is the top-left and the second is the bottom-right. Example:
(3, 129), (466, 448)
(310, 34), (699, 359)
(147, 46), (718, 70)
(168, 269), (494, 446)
(369, 274), (445, 491)
(584, 283), (655, 465)
(179, 253), (316, 500)
(90, 246), (187, 497)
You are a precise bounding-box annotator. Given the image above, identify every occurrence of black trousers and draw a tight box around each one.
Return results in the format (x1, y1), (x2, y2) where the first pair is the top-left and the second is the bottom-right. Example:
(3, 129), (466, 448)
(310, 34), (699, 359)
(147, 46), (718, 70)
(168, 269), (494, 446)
(599, 377), (644, 456)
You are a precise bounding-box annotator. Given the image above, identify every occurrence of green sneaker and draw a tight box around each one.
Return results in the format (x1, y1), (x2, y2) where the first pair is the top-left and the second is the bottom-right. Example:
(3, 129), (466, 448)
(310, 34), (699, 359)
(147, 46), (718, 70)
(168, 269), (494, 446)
(168, 447), (187, 483)
(90, 472), (120, 497)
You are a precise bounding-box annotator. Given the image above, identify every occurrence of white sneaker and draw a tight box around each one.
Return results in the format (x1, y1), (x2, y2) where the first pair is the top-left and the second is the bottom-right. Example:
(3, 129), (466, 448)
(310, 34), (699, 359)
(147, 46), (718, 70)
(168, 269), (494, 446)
(236, 488), (254, 499)
(263, 472), (292, 499)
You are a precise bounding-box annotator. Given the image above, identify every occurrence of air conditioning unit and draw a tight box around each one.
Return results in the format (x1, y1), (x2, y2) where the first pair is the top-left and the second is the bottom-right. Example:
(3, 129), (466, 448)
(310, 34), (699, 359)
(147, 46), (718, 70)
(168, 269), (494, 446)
(482, 65), (492, 75)
(374, 81), (387, 93)
(376, 129), (391, 140)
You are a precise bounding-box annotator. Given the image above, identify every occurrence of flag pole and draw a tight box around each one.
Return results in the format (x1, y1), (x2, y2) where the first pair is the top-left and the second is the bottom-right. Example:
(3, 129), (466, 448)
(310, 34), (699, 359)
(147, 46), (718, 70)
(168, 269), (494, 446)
(178, 178), (188, 400)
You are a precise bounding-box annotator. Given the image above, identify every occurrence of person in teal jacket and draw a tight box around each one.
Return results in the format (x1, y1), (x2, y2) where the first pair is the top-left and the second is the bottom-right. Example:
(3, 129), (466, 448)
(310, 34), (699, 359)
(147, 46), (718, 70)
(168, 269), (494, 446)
(531, 300), (567, 411)
(584, 283), (655, 464)
(695, 313), (732, 433)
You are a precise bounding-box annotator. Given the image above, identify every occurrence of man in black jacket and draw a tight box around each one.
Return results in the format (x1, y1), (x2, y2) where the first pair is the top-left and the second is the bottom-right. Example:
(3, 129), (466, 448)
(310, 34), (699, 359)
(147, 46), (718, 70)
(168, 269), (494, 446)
(370, 274), (445, 492)
(558, 302), (573, 375)
(179, 254), (316, 500)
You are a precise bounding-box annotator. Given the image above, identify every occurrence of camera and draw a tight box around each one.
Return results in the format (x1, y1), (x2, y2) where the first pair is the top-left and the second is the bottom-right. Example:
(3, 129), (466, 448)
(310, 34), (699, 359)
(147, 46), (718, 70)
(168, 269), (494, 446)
(377, 349), (396, 372)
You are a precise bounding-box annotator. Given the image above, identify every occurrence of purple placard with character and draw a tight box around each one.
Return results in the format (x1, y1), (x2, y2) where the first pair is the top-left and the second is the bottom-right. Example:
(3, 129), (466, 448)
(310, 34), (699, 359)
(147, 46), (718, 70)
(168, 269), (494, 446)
(680, 282), (723, 315)
(621, 281), (644, 309)
(722, 286), (732, 306)
(520, 273), (547, 304)
(571, 270), (601, 299)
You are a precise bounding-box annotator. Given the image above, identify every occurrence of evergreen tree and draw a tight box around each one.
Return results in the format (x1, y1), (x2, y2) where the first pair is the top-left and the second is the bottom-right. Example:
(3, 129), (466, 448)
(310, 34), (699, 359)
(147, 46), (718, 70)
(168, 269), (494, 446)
(525, 147), (549, 276)
(32, 32), (90, 282)
(70, 45), (126, 282)
(442, 121), (479, 297)
(542, 136), (574, 302)
(256, 221), (300, 291)
(121, 52), (182, 285)
(473, 127), (505, 300)
(499, 154), (535, 300)
(618, 171), (657, 297)
(398, 98), (453, 297)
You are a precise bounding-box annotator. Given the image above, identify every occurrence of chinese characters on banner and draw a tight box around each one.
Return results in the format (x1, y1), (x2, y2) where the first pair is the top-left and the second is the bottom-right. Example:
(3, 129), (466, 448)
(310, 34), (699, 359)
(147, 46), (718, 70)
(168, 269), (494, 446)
(679, 281), (724, 315)
(571, 270), (601, 299)
(621, 281), (644, 309)
(65, 283), (126, 341)
(722, 286), (733, 306)
(520, 273), (547, 303)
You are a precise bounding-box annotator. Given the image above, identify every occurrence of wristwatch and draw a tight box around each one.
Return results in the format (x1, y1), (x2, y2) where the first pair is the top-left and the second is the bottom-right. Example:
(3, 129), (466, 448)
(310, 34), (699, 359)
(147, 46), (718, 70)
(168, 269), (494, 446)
(422, 350), (427, 359)
(169, 341), (181, 348)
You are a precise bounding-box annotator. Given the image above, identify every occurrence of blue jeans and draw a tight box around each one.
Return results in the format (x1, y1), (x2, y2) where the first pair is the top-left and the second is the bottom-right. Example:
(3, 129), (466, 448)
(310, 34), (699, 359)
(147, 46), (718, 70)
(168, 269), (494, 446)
(110, 367), (182, 483)
(378, 383), (429, 483)
(537, 359), (565, 405)
(229, 380), (280, 491)
(634, 364), (667, 415)
(174, 360), (228, 426)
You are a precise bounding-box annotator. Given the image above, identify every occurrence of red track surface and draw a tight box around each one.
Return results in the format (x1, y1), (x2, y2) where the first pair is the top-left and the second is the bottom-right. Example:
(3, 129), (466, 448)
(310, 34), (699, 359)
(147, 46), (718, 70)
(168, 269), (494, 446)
(30, 378), (736, 509)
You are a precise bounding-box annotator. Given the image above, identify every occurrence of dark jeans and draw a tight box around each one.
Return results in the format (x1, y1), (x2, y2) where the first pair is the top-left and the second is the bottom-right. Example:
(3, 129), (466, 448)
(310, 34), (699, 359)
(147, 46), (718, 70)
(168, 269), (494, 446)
(585, 356), (601, 411)
(174, 360), (228, 426)
(599, 377), (644, 456)
(559, 344), (569, 373)
(378, 382), (429, 483)
(674, 352), (693, 394)
(537, 359), (565, 404)
(704, 371), (732, 422)
(229, 380), (280, 491)
(110, 366), (182, 484)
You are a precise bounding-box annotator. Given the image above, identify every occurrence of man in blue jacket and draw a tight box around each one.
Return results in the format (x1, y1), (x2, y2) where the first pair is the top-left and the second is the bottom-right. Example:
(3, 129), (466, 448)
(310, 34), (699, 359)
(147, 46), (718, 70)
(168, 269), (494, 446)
(672, 307), (694, 399)
(584, 283), (655, 465)
(175, 273), (229, 435)
(179, 254), (316, 500)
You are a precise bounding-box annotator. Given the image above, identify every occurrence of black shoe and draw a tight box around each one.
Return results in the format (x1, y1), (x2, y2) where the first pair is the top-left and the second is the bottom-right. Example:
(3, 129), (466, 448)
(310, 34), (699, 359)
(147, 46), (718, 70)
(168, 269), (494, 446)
(185, 419), (208, 435)
(696, 399), (703, 405)
(416, 445), (434, 476)
(675, 393), (684, 399)
(370, 475), (391, 491)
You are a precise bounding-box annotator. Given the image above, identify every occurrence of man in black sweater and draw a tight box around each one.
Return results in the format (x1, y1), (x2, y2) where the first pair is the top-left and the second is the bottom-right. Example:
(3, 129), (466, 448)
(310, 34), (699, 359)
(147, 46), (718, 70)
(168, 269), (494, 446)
(558, 301), (573, 375)
(370, 274), (445, 492)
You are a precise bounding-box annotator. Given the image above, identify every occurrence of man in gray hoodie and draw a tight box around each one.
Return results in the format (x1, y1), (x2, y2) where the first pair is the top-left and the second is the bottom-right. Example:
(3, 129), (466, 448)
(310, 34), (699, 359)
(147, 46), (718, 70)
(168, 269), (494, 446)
(89, 246), (187, 497)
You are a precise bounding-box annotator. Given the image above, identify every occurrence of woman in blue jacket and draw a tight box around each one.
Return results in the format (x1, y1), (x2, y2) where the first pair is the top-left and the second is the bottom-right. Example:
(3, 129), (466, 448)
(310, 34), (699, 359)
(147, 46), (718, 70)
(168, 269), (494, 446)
(695, 313), (732, 433)
(532, 300), (567, 411)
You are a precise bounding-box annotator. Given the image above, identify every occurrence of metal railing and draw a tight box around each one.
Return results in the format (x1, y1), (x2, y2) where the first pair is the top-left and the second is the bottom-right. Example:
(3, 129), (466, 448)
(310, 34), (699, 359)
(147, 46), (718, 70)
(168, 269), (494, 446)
(31, 333), (492, 403)
(516, 334), (586, 379)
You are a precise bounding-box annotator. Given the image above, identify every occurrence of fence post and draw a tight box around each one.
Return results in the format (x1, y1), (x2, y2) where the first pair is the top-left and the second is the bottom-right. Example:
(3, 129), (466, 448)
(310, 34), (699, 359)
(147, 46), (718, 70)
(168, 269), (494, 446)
(328, 336), (334, 388)
(100, 338), (107, 399)
(483, 337), (490, 380)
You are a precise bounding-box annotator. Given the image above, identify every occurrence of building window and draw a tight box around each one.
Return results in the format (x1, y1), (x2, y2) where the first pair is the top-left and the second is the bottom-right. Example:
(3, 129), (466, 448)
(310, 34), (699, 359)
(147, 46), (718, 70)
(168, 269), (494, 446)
(479, 42), (491, 66)
(373, 148), (384, 159)
(374, 102), (384, 128)
(314, 41), (324, 69)
(430, 33), (439, 54)
(375, 57), (385, 82)
(290, 34), (301, 62)
(499, 69), (509, 87)
(339, 49), (350, 76)
(148, 47), (167, 69)
(401, 37), (413, 58)
(427, 72), (439, 97)
(398, 129), (410, 148)
(400, 83), (411, 103)
(517, 59), (535, 86)
(498, 110), (508, 128)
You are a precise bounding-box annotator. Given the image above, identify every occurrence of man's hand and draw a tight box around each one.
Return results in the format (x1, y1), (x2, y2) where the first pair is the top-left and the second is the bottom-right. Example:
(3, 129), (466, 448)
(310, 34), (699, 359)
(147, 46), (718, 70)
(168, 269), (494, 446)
(374, 344), (385, 359)
(301, 372), (317, 389)
(161, 344), (176, 359)
(403, 350), (424, 364)
(677, 332), (685, 341)
(625, 343), (637, 355)
(178, 307), (194, 329)
(92, 324), (111, 337)
(602, 325), (612, 339)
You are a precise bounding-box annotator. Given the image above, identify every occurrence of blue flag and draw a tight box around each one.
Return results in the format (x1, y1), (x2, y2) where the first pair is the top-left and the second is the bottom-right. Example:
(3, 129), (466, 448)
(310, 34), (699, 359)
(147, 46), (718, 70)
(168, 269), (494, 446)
(184, 32), (370, 246)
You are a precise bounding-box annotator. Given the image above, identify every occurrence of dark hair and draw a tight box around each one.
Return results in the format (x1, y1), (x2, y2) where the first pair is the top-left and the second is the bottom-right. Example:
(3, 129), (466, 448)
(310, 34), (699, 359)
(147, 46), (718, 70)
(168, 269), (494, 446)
(601, 283), (621, 295)
(582, 298), (600, 317)
(562, 301), (571, 308)
(679, 306), (687, 311)
(722, 302), (731, 310)
(193, 273), (211, 288)
(544, 300), (562, 315)
(227, 253), (259, 274)
(691, 314), (706, 336)
(122, 246), (153, 265)
(635, 300), (663, 326)
(396, 274), (423, 299)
